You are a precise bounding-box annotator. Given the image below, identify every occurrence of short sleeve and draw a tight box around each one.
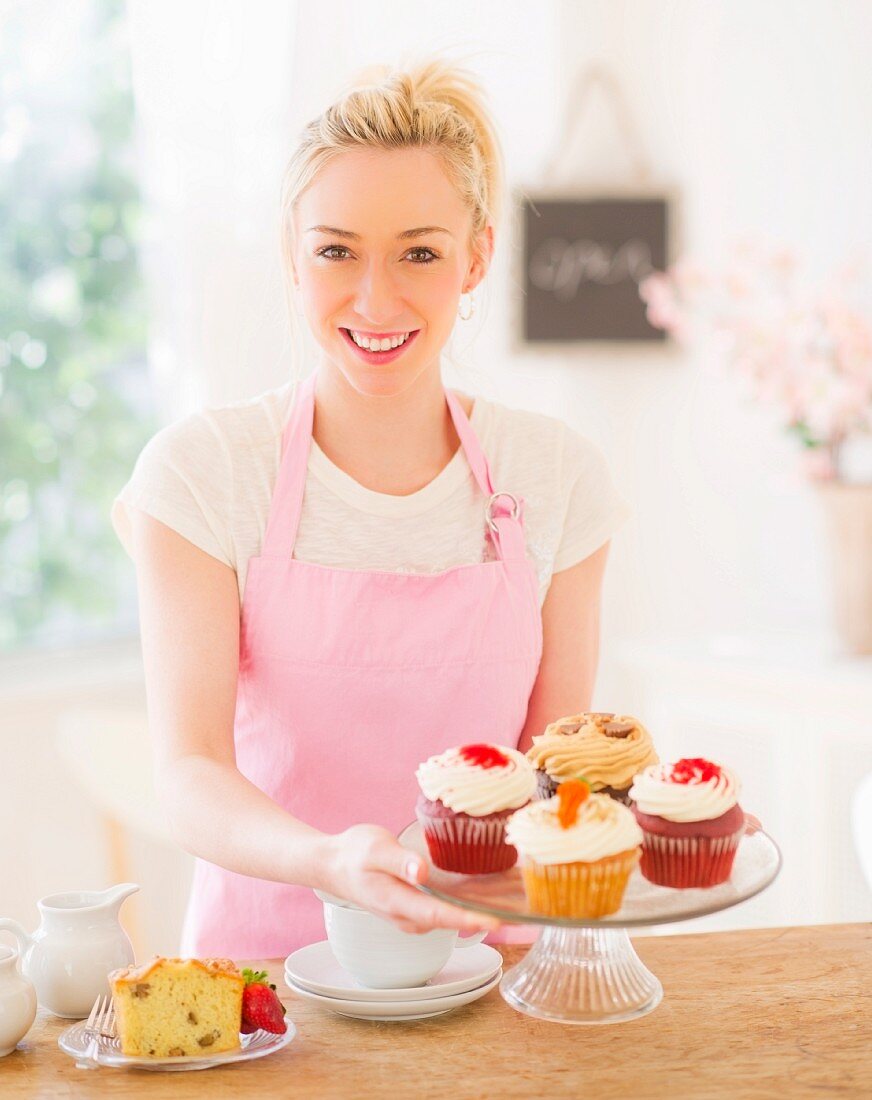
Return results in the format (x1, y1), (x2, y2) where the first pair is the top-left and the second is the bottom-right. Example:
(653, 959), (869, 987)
(110, 412), (235, 568)
(551, 426), (633, 573)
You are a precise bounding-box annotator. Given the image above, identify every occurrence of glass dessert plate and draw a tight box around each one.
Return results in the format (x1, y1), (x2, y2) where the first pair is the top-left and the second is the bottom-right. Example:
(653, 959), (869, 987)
(58, 1024), (296, 1072)
(398, 821), (782, 1026)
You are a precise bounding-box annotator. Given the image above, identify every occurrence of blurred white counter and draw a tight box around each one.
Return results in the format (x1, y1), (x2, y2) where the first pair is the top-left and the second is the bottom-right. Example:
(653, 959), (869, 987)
(612, 630), (872, 933)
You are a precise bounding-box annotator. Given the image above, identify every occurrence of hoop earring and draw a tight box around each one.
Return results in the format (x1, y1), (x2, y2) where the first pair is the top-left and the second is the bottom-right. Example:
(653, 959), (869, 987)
(458, 291), (476, 321)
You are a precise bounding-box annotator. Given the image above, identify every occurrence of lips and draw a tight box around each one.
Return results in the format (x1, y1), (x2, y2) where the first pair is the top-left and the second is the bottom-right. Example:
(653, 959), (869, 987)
(339, 327), (420, 364)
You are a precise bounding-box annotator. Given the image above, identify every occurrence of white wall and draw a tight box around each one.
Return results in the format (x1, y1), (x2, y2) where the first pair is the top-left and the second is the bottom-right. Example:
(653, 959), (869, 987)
(126, 0), (300, 418)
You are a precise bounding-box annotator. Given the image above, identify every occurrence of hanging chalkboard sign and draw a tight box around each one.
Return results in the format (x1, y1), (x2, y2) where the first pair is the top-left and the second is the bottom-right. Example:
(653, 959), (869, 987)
(521, 195), (670, 343)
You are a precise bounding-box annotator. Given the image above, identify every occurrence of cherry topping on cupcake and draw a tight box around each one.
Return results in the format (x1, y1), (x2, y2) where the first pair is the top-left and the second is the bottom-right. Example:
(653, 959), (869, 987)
(556, 778), (591, 828)
(670, 758), (722, 785)
(458, 744), (510, 769)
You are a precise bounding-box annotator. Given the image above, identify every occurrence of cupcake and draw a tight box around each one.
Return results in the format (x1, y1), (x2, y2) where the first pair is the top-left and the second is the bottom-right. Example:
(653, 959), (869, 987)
(628, 758), (745, 888)
(526, 712), (658, 804)
(505, 780), (643, 918)
(415, 743), (536, 873)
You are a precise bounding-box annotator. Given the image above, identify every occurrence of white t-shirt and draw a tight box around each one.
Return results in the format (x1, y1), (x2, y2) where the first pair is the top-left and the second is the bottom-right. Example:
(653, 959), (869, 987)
(111, 380), (632, 607)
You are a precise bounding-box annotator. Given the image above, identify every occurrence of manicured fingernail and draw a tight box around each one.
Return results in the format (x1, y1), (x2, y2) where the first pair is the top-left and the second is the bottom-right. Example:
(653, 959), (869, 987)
(405, 859), (420, 883)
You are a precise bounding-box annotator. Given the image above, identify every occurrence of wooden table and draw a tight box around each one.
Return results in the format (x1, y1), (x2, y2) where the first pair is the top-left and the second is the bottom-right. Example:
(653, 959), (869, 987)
(2, 924), (869, 1099)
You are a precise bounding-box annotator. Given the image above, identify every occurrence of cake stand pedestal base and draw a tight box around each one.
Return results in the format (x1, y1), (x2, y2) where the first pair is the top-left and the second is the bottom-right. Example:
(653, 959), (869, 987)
(500, 925), (662, 1025)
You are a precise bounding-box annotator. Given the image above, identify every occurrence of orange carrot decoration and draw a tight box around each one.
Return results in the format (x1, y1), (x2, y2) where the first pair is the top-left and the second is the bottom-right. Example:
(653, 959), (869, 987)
(556, 778), (590, 828)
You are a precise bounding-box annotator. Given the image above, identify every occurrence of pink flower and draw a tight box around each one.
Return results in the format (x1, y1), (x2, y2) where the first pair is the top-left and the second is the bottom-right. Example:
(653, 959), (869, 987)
(800, 447), (838, 481)
(767, 247), (798, 278)
(637, 240), (872, 479)
(725, 272), (752, 299)
(638, 272), (674, 306)
(671, 257), (711, 294)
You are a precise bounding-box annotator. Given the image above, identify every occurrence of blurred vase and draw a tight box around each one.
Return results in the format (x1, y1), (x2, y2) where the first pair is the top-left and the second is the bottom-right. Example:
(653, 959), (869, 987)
(817, 483), (872, 655)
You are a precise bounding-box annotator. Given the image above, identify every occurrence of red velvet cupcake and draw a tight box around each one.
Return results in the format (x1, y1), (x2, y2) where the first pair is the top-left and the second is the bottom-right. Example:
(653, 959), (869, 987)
(414, 744), (537, 874)
(628, 758), (746, 888)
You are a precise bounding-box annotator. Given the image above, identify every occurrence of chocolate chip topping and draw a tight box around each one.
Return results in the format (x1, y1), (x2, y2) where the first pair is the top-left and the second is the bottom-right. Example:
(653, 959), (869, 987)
(556, 721), (584, 735)
(603, 721), (635, 738)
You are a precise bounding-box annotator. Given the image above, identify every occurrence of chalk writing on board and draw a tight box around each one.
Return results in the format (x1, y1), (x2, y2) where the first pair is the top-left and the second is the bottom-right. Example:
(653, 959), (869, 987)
(529, 237), (655, 301)
(521, 196), (670, 342)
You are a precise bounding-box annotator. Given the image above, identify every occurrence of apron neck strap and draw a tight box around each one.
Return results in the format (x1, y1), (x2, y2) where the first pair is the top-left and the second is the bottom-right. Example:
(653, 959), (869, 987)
(261, 372), (316, 555)
(262, 371), (527, 562)
(443, 389), (528, 562)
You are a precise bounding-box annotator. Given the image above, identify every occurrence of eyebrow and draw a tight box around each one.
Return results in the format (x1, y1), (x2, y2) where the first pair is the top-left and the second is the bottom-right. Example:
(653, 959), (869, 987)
(305, 225), (452, 240)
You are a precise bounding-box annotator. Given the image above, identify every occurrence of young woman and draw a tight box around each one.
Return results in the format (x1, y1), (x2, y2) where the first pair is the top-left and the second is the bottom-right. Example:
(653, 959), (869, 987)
(112, 59), (632, 958)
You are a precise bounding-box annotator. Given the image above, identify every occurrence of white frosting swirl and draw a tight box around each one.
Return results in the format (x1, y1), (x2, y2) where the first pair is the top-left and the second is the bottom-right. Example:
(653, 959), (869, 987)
(416, 745), (536, 816)
(628, 761), (740, 822)
(505, 793), (642, 864)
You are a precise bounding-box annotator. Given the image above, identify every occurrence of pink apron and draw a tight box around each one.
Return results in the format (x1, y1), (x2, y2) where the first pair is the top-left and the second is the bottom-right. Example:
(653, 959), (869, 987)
(180, 370), (543, 958)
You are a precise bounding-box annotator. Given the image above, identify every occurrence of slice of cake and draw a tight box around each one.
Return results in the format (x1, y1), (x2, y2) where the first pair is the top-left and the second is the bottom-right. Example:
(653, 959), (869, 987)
(109, 957), (244, 1057)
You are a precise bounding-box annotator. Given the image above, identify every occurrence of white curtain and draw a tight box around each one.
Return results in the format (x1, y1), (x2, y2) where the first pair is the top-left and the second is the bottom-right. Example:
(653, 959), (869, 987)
(126, 0), (301, 415)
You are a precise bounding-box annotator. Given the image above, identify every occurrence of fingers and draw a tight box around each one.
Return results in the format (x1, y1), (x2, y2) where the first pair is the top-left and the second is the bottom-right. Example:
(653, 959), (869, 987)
(389, 894), (500, 936)
(336, 826), (501, 936)
(370, 876), (500, 936)
(402, 855), (425, 887)
(744, 812), (762, 835)
(378, 846), (499, 933)
(364, 830), (426, 886)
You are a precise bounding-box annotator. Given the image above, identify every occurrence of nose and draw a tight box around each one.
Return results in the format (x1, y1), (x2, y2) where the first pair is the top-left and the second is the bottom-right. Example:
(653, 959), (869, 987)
(352, 258), (405, 325)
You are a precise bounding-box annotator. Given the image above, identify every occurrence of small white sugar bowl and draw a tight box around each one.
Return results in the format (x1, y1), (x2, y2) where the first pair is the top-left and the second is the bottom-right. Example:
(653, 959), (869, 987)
(0, 946), (37, 1057)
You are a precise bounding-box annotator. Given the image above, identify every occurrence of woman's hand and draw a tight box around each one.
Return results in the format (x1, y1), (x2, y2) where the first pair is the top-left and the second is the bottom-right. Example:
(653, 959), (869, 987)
(744, 812), (762, 835)
(322, 823), (502, 936)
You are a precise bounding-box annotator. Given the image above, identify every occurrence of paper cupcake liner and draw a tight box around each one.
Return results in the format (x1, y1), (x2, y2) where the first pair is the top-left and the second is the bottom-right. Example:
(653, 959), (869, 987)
(416, 809), (518, 874)
(638, 827), (744, 888)
(519, 849), (640, 918)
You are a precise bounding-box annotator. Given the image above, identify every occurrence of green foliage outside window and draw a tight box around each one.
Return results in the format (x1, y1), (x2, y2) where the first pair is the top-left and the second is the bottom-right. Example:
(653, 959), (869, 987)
(0, 0), (154, 649)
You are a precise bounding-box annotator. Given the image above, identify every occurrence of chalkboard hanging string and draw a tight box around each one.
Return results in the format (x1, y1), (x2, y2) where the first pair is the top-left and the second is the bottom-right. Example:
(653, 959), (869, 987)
(541, 62), (653, 186)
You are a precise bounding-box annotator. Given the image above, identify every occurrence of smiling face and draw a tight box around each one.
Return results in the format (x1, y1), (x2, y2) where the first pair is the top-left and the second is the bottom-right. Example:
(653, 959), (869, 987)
(290, 146), (492, 398)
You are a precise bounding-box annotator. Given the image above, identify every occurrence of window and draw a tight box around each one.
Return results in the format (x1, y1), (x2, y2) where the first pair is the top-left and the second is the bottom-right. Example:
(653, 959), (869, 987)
(1, 0), (154, 650)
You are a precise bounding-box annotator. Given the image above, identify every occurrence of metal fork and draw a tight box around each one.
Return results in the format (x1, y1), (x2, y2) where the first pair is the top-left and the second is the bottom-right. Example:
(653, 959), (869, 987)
(75, 994), (116, 1069)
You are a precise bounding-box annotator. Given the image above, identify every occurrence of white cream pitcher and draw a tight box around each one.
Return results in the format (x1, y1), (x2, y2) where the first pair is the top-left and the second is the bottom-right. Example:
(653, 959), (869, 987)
(0, 945), (37, 1057)
(0, 883), (139, 1018)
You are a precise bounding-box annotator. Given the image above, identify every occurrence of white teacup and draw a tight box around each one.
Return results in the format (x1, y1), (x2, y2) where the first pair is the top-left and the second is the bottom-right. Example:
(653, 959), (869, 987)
(315, 890), (486, 989)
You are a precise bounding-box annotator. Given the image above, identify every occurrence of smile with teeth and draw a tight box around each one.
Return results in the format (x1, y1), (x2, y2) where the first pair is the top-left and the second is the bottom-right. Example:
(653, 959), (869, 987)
(346, 329), (413, 351)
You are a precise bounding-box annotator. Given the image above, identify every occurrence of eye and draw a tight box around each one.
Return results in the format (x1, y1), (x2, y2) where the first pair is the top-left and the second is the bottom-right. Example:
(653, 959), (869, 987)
(315, 245), (351, 261)
(406, 247), (440, 264)
(314, 244), (441, 264)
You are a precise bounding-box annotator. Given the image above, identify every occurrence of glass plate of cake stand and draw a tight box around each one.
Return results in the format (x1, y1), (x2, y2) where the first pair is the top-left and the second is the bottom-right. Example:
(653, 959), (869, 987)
(398, 822), (782, 1026)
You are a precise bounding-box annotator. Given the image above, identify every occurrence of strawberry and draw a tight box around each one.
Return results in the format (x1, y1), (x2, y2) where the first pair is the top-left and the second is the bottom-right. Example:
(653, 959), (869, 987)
(241, 969), (287, 1035)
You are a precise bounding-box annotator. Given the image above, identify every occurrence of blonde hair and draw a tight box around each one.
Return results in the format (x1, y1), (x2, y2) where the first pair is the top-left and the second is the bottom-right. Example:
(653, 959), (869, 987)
(278, 57), (505, 373)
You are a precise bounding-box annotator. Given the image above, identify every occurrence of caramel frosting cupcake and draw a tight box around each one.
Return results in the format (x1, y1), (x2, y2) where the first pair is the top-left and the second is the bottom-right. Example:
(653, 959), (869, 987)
(526, 711), (658, 803)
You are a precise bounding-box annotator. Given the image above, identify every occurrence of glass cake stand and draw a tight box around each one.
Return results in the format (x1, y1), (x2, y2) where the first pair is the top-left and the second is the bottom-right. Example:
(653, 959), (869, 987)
(398, 822), (782, 1026)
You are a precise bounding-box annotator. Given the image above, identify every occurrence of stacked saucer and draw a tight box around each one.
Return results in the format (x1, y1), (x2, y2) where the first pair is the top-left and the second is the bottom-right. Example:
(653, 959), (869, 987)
(283, 941), (502, 1022)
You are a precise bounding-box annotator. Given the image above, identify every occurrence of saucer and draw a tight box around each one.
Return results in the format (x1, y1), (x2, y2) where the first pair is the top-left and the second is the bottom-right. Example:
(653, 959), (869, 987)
(283, 941), (502, 1003)
(284, 970), (502, 1021)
